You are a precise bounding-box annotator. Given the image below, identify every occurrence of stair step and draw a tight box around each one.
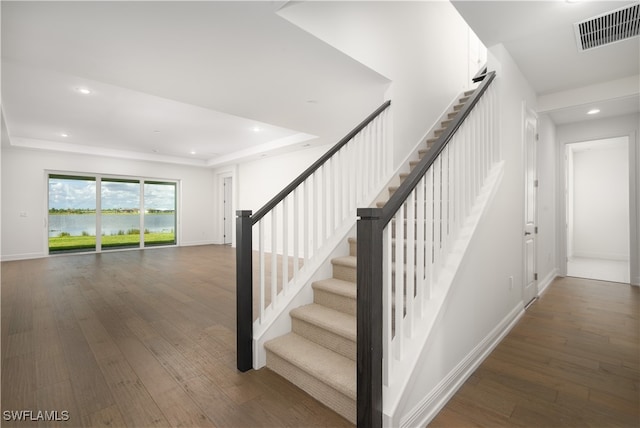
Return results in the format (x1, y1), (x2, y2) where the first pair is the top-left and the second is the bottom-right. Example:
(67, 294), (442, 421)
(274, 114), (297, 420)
(434, 128), (445, 138)
(312, 278), (357, 316)
(459, 95), (470, 103)
(332, 256), (357, 283)
(291, 304), (356, 360)
(447, 111), (459, 119)
(464, 89), (475, 96)
(265, 333), (356, 424)
(348, 236), (357, 257)
(441, 119), (453, 127)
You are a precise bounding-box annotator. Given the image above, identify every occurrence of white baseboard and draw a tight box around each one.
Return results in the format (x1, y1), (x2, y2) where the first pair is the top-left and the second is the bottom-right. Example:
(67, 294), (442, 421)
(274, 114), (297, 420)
(571, 251), (630, 262)
(179, 240), (217, 247)
(538, 268), (558, 296)
(1, 252), (46, 262)
(400, 303), (524, 428)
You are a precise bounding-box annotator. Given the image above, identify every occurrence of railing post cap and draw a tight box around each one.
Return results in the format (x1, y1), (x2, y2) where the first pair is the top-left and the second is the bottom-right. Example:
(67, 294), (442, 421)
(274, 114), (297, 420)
(236, 210), (252, 217)
(357, 207), (383, 220)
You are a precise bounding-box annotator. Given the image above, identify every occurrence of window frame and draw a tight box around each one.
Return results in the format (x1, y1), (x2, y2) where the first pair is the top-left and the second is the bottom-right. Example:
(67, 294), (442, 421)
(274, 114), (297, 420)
(46, 171), (180, 255)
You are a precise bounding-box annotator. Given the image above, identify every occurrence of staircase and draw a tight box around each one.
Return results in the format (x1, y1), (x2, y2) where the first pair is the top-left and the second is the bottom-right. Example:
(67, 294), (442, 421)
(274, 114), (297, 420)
(264, 238), (358, 423)
(263, 89), (476, 424)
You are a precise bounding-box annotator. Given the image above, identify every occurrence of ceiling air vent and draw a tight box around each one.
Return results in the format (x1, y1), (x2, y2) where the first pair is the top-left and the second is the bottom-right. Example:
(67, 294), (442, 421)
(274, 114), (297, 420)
(574, 3), (639, 51)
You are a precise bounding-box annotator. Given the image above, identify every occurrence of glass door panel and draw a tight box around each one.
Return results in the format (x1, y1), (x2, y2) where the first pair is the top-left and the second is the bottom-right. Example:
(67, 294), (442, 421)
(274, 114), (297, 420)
(101, 179), (141, 249)
(144, 182), (176, 246)
(48, 175), (97, 253)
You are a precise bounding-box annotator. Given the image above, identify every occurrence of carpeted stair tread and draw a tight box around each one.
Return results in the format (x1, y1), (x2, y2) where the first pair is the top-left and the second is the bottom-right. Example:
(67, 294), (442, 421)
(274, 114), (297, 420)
(291, 303), (356, 342)
(312, 278), (357, 299)
(331, 256), (357, 282)
(265, 333), (356, 400)
(332, 255), (357, 268)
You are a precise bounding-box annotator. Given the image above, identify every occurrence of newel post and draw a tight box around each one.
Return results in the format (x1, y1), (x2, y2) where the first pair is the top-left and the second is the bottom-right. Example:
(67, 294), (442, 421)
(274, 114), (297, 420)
(236, 210), (253, 372)
(357, 208), (384, 428)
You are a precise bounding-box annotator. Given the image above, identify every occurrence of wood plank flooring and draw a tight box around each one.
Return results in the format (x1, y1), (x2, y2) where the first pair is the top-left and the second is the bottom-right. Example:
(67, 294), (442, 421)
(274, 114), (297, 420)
(429, 276), (639, 427)
(1, 246), (352, 427)
(2, 246), (638, 427)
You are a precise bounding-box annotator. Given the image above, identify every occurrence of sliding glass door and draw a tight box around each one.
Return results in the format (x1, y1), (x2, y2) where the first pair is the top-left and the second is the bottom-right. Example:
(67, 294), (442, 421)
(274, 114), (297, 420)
(48, 174), (177, 254)
(48, 175), (97, 253)
(144, 182), (176, 246)
(101, 178), (141, 249)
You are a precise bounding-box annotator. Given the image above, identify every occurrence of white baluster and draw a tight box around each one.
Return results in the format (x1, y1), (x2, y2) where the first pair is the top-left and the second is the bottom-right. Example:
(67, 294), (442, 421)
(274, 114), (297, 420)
(416, 175), (425, 317)
(293, 188), (299, 278)
(259, 220), (265, 323)
(425, 168), (433, 299)
(283, 198), (289, 295)
(271, 207), (278, 309)
(406, 190), (415, 337)
(303, 179), (309, 264)
(394, 207), (404, 360)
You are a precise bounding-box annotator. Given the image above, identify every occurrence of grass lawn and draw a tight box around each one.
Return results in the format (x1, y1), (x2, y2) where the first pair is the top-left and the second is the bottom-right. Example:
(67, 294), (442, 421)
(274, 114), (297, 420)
(49, 232), (175, 252)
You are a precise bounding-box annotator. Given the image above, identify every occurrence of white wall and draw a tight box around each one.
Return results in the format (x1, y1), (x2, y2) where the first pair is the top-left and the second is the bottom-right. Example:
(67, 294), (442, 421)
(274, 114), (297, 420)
(234, 144), (330, 213)
(557, 113), (640, 285)
(278, 1), (478, 167)
(570, 139), (630, 260)
(1, 147), (216, 260)
(537, 114), (559, 287)
(394, 43), (538, 425)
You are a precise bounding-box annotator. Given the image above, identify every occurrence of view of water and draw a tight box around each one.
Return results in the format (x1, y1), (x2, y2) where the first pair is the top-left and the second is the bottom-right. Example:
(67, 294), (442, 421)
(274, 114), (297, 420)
(49, 213), (175, 237)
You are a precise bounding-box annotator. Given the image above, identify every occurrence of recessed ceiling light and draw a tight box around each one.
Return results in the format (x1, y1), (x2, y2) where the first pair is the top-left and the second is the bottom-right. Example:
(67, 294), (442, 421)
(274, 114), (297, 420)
(587, 108), (600, 115)
(76, 87), (92, 95)
(190, 150), (197, 155)
(60, 133), (69, 138)
(252, 126), (261, 133)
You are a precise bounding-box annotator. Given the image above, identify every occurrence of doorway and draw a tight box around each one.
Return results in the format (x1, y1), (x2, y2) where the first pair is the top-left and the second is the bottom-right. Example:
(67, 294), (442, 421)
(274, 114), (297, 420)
(523, 106), (538, 306)
(565, 137), (630, 283)
(223, 176), (233, 245)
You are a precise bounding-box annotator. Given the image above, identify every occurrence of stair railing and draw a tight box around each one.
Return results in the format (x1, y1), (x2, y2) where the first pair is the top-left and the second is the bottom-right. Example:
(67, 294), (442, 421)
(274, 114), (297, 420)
(356, 71), (497, 426)
(237, 100), (392, 371)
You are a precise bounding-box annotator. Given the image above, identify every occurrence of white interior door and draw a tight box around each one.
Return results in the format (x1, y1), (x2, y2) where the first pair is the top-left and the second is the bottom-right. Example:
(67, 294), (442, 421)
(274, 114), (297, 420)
(223, 177), (232, 245)
(523, 107), (538, 306)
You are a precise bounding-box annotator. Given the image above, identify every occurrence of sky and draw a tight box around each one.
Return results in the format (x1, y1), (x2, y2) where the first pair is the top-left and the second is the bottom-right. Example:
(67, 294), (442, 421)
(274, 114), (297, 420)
(49, 178), (175, 211)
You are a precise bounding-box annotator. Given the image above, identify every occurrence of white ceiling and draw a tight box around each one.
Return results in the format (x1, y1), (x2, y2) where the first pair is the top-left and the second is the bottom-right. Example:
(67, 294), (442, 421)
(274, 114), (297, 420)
(1, 1), (389, 166)
(452, 0), (640, 125)
(2, 1), (638, 166)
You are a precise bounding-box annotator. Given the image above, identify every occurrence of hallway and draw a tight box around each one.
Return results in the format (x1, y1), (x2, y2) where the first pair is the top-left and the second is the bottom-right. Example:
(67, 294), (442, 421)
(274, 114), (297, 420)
(430, 276), (639, 427)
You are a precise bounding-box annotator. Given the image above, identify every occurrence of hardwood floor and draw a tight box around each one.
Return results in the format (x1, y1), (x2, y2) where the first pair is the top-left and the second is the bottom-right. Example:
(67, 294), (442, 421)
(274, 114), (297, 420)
(429, 276), (639, 427)
(1, 246), (352, 427)
(2, 247), (638, 427)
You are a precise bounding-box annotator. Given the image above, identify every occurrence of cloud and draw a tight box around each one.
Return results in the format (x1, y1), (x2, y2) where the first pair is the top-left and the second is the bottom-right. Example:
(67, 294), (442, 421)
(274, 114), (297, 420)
(48, 178), (175, 211)
(49, 178), (96, 209)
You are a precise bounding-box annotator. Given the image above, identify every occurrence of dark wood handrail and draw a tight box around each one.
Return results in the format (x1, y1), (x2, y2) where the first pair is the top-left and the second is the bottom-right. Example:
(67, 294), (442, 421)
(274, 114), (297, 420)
(251, 100), (391, 224)
(379, 71), (496, 226)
